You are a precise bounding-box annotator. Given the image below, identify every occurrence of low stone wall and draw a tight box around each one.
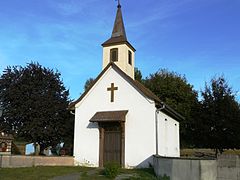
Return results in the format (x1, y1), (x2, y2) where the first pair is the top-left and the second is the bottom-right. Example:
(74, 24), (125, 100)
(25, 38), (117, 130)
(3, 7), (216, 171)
(153, 155), (217, 180)
(153, 154), (240, 180)
(217, 154), (240, 180)
(0, 155), (74, 168)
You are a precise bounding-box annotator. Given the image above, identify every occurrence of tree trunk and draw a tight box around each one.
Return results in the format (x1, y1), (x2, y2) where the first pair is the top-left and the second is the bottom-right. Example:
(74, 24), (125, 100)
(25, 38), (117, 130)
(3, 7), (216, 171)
(215, 148), (218, 158)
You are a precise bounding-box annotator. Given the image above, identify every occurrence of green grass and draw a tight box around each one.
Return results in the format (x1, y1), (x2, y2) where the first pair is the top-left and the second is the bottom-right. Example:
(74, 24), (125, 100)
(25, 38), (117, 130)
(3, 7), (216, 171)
(0, 166), (92, 180)
(119, 168), (158, 180)
(0, 166), (157, 180)
(81, 168), (158, 180)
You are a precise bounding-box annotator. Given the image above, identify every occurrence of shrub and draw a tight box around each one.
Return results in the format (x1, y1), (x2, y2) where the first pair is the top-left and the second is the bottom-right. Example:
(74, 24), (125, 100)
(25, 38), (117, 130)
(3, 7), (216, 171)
(81, 171), (88, 177)
(103, 162), (121, 178)
(158, 174), (170, 180)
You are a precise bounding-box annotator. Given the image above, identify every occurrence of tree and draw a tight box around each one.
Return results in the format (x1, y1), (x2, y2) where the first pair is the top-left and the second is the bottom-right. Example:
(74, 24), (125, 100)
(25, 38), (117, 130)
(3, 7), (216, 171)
(84, 78), (95, 91)
(0, 62), (73, 153)
(143, 69), (199, 146)
(134, 67), (143, 82)
(199, 76), (240, 155)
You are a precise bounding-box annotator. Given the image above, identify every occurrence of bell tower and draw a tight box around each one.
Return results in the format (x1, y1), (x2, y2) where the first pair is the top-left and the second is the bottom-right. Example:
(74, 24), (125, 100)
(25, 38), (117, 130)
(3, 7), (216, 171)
(102, 2), (136, 79)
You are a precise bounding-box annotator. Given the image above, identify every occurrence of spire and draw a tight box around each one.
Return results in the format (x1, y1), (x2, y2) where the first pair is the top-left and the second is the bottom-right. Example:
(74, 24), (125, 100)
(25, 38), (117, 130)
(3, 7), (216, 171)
(101, 1), (136, 79)
(111, 2), (127, 40)
(102, 2), (130, 46)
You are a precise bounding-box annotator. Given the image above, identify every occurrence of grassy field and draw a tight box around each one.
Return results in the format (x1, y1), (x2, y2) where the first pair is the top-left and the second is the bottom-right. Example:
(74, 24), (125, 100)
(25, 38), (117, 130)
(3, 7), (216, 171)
(0, 166), (90, 180)
(3, 149), (238, 179)
(0, 166), (158, 180)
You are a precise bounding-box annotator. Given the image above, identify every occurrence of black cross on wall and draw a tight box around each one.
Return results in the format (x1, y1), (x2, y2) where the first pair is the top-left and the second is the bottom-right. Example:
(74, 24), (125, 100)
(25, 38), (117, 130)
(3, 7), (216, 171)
(107, 83), (118, 102)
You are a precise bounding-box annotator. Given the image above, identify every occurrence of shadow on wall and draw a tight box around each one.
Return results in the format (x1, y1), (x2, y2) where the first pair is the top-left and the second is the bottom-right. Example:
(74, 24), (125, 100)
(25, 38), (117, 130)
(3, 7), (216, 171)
(86, 122), (98, 129)
(136, 155), (154, 168)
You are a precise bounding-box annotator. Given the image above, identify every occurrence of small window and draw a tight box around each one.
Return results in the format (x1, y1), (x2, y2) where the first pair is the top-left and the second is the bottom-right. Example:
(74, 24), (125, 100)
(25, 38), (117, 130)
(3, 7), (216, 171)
(110, 48), (118, 62)
(128, 50), (132, 65)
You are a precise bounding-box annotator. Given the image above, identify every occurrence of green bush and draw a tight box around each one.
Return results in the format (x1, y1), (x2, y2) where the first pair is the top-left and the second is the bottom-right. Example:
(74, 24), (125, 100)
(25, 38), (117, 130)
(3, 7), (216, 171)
(81, 171), (88, 177)
(103, 162), (121, 178)
(158, 174), (170, 180)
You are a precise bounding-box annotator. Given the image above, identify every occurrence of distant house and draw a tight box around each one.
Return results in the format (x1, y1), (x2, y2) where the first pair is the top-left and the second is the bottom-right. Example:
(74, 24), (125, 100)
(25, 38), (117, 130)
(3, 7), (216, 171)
(25, 143), (41, 155)
(1, 106), (13, 154)
(0, 132), (14, 155)
(0, 105), (14, 155)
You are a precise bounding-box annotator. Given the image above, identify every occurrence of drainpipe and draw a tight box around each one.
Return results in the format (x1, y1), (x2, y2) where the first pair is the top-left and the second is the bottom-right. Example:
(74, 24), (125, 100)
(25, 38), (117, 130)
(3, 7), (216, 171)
(155, 104), (165, 156)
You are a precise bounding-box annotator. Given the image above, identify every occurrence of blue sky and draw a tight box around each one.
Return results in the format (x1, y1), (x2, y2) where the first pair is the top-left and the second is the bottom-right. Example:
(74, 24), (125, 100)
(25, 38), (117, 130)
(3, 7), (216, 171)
(0, 0), (239, 101)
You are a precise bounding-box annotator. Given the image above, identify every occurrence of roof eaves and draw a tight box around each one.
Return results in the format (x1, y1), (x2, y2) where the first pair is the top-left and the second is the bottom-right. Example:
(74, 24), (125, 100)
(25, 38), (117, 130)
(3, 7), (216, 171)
(158, 102), (185, 121)
(102, 39), (136, 52)
(69, 62), (184, 121)
(110, 64), (160, 103)
(68, 63), (114, 110)
(89, 110), (128, 122)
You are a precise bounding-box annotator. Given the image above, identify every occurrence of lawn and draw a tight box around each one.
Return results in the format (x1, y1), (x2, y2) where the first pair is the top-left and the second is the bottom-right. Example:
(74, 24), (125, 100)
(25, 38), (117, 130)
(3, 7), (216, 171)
(0, 166), (158, 180)
(0, 166), (91, 180)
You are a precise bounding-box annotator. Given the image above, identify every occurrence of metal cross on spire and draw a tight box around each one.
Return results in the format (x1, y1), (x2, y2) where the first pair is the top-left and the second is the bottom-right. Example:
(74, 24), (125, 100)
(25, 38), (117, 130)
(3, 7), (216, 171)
(116, 0), (121, 8)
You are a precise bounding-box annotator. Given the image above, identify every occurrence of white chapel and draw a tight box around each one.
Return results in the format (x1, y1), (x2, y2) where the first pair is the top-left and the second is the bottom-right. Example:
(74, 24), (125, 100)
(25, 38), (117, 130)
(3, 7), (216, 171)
(69, 3), (183, 168)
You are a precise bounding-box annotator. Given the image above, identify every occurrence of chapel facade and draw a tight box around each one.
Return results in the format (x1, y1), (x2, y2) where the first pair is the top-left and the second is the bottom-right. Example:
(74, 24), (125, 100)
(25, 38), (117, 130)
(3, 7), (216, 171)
(70, 3), (183, 168)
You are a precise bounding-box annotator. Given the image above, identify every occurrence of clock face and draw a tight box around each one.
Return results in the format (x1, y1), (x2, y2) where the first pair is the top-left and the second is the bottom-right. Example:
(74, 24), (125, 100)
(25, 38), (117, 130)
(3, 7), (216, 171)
(0, 142), (7, 152)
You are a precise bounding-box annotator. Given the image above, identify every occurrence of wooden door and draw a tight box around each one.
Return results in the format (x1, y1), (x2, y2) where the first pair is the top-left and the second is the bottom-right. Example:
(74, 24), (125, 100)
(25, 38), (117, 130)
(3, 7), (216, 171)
(103, 123), (121, 165)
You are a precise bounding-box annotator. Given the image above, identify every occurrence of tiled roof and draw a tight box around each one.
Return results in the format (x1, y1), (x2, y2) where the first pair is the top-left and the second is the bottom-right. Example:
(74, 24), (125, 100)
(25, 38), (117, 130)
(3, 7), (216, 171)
(68, 63), (160, 109)
(0, 133), (14, 140)
(68, 62), (184, 121)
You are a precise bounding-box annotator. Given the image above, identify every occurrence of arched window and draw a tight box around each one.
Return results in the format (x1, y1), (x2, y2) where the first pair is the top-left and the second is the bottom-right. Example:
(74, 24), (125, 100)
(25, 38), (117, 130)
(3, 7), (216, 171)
(110, 48), (118, 62)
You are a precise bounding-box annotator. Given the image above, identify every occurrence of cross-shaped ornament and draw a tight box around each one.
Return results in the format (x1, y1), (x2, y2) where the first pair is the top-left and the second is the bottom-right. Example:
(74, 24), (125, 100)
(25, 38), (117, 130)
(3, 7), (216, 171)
(107, 83), (118, 102)
(116, 0), (121, 8)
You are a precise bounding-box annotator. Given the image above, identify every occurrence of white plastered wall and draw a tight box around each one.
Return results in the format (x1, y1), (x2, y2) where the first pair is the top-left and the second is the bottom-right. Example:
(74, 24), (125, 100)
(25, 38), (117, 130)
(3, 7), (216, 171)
(157, 112), (180, 157)
(74, 67), (156, 167)
(102, 44), (135, 79)
(73, 67), (180, 167)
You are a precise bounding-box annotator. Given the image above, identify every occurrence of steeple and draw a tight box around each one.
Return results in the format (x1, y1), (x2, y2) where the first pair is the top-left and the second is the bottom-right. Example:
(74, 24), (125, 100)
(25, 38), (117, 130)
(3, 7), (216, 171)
(102, 2), (136, 79)
(110, 3), (127, 41)
(102, 3), (129, 46)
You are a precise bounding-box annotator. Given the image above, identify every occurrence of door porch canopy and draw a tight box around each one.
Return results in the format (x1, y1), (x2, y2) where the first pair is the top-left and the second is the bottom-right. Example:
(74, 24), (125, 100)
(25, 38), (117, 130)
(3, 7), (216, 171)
(89, 110), (128, 122)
